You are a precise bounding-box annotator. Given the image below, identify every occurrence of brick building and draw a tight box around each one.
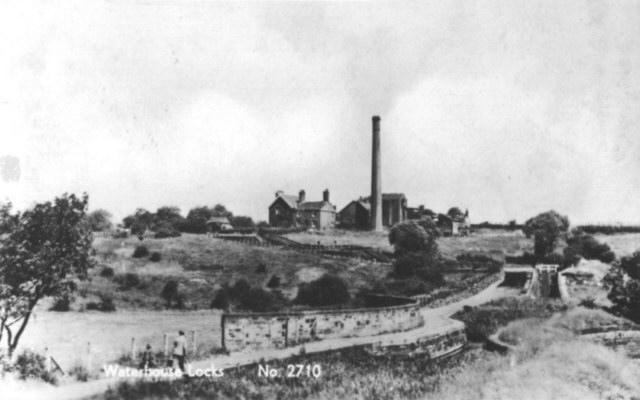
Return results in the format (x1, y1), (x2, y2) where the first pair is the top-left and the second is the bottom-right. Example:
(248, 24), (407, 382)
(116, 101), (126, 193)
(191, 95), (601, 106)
(268, 189), (336, 230)
(338, 193), (407, 229)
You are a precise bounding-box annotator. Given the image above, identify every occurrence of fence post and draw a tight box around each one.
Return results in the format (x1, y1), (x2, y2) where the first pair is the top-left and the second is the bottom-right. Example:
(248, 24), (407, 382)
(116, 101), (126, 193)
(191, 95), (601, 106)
(87, 342), (92, 372)
(45, 346), (51, 372)
(164, 333), (169, 357)
(192, 330), (197, 357)
(131, 337), (136, 360)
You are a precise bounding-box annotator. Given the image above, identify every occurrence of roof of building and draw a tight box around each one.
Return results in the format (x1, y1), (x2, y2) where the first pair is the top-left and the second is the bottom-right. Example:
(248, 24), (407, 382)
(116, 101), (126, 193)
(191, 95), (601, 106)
(275, 194), (300, 209)
(359, 193), (407, 203)
(206, 216), (231, 225)
(270, 193), (335, 212)
(298, 201), (334, 211)
(338, 199), (370, 215)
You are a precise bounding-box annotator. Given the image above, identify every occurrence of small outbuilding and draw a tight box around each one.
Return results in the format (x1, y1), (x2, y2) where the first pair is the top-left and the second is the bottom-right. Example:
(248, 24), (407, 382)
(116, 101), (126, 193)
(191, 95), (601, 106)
(206, 216), (233, 232)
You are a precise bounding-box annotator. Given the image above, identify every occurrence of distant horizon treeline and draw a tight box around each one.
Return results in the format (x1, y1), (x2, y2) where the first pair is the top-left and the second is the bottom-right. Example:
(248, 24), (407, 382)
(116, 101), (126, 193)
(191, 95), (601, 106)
(472, 221), (640, 235)
(124, 205), (258, 236)
(84, 205), (259, 237)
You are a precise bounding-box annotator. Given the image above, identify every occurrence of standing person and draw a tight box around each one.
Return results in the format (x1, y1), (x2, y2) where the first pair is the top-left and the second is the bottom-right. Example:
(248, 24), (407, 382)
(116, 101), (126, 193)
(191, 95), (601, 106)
(139, 344), (156, 369)
(173, 330), (187, 373)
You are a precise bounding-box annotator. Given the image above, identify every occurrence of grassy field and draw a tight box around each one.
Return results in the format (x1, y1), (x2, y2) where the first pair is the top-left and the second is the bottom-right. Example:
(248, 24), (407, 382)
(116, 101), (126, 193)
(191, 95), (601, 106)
(19, 310), (223, 376)
(288, 229), (533, 259)
(593, 233), (640, 257)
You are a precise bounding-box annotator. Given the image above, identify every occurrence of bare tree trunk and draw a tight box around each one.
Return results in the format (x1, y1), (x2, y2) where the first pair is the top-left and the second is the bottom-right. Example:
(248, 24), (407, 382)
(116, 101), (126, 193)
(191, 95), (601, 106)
(4, 325), (13, 358)
(8, 301), (36, 357)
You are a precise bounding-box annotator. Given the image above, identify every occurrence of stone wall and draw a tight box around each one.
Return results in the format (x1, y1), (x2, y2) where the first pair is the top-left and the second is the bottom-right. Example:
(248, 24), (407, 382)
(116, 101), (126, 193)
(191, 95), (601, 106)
(366, 321), (467, 359)
(222, 296), (424, 352)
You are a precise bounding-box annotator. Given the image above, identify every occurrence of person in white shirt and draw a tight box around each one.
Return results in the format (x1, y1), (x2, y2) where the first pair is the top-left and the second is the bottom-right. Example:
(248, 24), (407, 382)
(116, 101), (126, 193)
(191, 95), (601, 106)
(173, 330), (187, 372)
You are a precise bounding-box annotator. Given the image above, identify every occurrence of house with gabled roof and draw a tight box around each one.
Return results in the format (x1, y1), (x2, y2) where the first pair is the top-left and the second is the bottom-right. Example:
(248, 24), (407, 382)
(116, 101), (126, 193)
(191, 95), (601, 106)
(268, 189), (336, 230)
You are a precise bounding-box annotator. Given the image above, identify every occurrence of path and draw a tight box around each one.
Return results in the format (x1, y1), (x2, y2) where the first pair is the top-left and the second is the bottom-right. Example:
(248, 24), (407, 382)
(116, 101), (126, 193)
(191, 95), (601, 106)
(4, 279), (510, 400)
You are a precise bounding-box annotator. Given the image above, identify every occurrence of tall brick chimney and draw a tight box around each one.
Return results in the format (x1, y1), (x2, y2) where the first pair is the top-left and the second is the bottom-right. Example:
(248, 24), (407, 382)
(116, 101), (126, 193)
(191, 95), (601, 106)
(298, 190), (306, 203)
(371, 116), (382, 231)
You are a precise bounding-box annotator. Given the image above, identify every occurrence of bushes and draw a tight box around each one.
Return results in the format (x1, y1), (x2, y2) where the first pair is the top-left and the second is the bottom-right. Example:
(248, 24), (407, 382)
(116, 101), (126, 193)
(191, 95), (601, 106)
(620, 251), (640, 280)
(111, 230), (128, 239)
(115, 273), (141, 290)
(451, 297), (566, 341)
(154, 225), (181, 239)
(296, 274), (350, 307)
(604, 258), (640, 323)
(100, 266), (115, 278)
(255, 263), (267, 274)
(211, 288), (230, 310)
(391, 253), (445, 286)
(132, 245), (149, 258)
(149, 252), (162, 262)
(240, 287), (282, 312)
(13, 349), (57, 384)
(50, 296), (71, 312)
(68, 363), (91, 382)
(211, 281), (284, 312)
(267, 274), (281, 288)
(230, 279), (251, 299)
(161, 280), (183, 309)
(86, 292), (116, 312)
(563, 233), (616, 266)
(385, 279), (432, 296)
(456, 253), (503, 273)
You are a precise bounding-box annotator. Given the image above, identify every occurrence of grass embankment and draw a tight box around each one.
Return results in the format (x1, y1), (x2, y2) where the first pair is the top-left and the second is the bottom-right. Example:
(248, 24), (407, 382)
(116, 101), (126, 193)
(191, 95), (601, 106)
(289, 229), (533, 259)
(436, 308), (640, 400)
(83, 231), (516, 311)
(81, 234), (388, 310)
(102, 307), (640, 400)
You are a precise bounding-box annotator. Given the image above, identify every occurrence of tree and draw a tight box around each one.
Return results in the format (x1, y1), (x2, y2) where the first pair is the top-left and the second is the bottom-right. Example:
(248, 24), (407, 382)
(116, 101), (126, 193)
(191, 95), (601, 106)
(523, 210), (570, 257)
(229, 215), (255, 228)
(620, 251), (640, 280)
(123, 208), (154, 235)
(604, 260), (640, 323)
(0, 194), (95, 356)
(563, 232), (615, 266)
(212, 204), (233, 218)
(183, 206), (215, 234)
(154, 206), (183, 227)
(388, 220), (438, 256)
(447, 207), (464, 220)
(161, 280), (182, 309)
(84, 209), (113, 232)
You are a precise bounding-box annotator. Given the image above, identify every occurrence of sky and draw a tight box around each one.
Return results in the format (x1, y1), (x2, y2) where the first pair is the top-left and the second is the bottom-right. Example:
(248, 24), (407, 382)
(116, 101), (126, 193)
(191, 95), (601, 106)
(1, 0), (639, 225)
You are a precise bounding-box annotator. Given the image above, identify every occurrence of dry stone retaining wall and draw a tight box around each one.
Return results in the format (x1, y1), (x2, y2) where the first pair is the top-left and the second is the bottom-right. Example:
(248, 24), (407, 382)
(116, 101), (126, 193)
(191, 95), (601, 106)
(222, 296), (424, 352)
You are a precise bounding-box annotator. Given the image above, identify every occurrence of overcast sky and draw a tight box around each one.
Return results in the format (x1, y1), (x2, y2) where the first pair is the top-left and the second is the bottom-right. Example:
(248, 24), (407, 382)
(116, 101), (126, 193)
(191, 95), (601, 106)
(1, 0), (639, 225)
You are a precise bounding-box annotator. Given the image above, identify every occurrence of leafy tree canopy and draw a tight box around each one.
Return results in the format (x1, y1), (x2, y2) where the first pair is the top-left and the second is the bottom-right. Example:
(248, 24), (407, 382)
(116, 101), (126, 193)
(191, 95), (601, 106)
(84, 209), (113, 232)
(447, 207), (464, 219)
(523, 210), (570, 257)
(388, 220), (439, 256)
(0, 194), (95, 355)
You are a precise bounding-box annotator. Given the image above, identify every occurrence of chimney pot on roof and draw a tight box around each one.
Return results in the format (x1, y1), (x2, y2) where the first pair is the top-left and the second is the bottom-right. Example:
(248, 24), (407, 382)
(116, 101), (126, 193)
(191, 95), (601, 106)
(275, 190), (283, 198)
(323, 189), (330, 203)
(299, 190), (306, 203)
